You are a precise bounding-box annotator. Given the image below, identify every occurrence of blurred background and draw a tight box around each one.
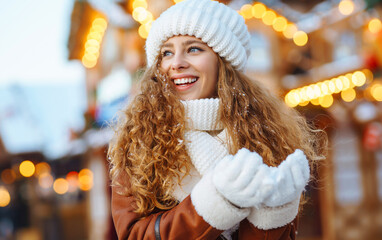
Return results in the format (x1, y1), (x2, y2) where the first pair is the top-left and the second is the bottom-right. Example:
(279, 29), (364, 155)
(0, 0), (382, 239)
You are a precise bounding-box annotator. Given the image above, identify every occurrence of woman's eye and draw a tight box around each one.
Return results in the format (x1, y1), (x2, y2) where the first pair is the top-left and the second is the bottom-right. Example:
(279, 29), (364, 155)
(189, 47), (203, 53)
(162, 51), (172, 57)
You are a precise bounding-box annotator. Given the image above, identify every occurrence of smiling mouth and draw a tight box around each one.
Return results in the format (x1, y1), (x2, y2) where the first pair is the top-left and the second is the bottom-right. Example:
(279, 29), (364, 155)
(173, 77), (198, 85)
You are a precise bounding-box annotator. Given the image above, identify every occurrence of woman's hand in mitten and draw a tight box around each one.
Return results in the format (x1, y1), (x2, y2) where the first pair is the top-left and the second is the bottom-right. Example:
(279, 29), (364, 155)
(263, 149), (310, 207)
(212, 148), (275, 208)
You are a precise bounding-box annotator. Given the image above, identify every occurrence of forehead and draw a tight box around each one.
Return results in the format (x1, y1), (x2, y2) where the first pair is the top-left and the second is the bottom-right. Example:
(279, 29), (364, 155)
(162, 35), (206, 46)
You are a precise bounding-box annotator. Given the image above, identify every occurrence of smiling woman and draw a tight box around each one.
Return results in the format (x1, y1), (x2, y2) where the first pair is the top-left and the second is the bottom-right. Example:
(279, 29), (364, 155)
(108, 0), (326, 239)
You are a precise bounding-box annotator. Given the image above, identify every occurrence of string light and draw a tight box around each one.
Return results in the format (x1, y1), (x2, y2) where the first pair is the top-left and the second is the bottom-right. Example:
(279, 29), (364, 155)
(130, 0), (153, 39)
(53, 178), (69, 195)
(0, 186), (11, 207)
(338, 0), (354, 16)
(78, 169), (93, 191)
(19, 160), (35, 177)
(238, 2), (306, 46)
(370, 82), (382, 101)
(82, 17), (107, 68)
(293, 31), (308, 46)
(368, 18), (382, 34)
(285, 69), (370, 108)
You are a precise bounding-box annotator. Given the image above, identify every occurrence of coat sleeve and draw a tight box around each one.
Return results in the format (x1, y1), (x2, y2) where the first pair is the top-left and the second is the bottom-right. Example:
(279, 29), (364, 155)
(238, 217), (298, 240)
(111, 172), (249, 240)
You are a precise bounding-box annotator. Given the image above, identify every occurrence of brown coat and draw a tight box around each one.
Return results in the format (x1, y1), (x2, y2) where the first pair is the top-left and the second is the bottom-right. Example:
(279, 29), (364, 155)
(111, 183), (298, 240)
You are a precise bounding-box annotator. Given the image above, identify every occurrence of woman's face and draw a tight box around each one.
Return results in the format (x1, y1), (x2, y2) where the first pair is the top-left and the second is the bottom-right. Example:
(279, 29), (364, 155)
(159, 35), (219, 100)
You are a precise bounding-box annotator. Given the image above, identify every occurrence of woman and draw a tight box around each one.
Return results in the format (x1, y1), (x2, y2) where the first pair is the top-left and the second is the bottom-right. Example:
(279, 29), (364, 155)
(108, 0), (326, 239)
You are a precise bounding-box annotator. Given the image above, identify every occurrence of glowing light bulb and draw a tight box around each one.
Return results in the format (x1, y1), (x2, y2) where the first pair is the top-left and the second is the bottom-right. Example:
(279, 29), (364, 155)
(272, 16), (287, 32)
(371, 83), (382, 101)
(133, 0), (148, 9)
(133, 7), (148, 22)
(240, 4), (253, 19)
(252, 3), (266, 19)
(262, 10), (277, 26)
(319, 95), (333, 108)
(293, 31), (308, 46)
(19, 160), (35, 177)
(0, 187), (11, 207)
(79, 169), (93, 191)
(341, 88), (356, 102)
(352, 71), (366, 86)
(368, 18), (382, 34)
(53, 178), (69, 195)
(283, 24), (297, 39)
(338, 0), (354, 16)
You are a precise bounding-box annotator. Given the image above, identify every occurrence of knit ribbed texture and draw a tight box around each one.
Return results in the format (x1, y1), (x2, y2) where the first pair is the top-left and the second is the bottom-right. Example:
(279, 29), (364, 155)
(181, 98), (223, 131)
(184, 130), (228, 175)
(145, 0), (251, 71)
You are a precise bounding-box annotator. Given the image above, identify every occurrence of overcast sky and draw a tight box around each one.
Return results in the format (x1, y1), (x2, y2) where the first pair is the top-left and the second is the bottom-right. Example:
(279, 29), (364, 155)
(0, 0), (84, 86)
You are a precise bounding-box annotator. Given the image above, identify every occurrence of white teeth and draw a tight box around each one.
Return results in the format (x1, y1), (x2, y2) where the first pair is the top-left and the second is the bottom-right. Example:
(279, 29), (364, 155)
(174, 78), (197, 85)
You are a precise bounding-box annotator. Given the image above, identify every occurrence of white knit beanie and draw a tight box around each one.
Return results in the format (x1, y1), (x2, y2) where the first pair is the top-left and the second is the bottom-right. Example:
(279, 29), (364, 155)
(145, 0), (251, 71)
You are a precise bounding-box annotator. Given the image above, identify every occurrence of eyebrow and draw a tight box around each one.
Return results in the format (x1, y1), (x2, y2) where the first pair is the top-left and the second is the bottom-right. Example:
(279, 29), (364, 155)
(161, 40), (207, 49)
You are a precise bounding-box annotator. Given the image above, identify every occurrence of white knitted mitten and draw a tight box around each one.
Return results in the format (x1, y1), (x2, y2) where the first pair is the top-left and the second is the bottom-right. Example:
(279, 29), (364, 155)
(184, 130), (229, 175)
(212, 148), (275, 208)
(263, 149), (310, 207)
(213, 148), (310, 209)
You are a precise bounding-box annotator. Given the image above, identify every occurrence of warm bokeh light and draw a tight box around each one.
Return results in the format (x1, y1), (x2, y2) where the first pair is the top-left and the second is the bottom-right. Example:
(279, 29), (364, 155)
(82, 17), (107, 69)
(53, 178), (69, 195)
(284, 69), (370, 107)
(173, 0), (184, 3)
(0, 186), (11, 207)
(140, 11), (153, 25)
(272, 16), (288, 32)
(82, 55), (97, 68)
(371, 83), (382, 101)
(341, 88), (356, 102)
(1, 169), (16, 184)
(132, 7), (148, 22)
(283, 24), (298, 39)
(66, 171), (79, 192)
(133, 0), (148, 9)
(252, 3), (266, 19)
(92, 18), (107, 30)
(240, 4), (253, 19)
(338, 0), (354, 16)
(38, 173), (54, 189)
(138, 22), (152, 39)
(35, 162), (51, 176)
(368, 18), (382, 34)
(293, 31), (308, 46)
(19, 160), (35, 177)
(262, 10), (277, 26)
(78, 169), (93, 191)
(310, 98), (320, 106)
(352, 71), (366, 86)
(319, 95), (334, 108)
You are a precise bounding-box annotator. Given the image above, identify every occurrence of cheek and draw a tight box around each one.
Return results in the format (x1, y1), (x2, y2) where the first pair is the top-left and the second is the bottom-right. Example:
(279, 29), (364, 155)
(159, 60), (170, 72)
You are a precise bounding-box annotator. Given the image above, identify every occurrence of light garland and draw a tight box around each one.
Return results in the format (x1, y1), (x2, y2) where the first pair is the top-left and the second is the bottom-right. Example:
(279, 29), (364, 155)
(238, 2), (308, 46)
(82, 17), (108, 68)
(131, 0), (153, 39)
(284, 69), (373, 108)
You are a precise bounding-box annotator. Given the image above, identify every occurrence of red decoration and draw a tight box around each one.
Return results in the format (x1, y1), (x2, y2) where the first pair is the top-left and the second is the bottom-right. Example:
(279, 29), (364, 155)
(363, 122), (382, 151)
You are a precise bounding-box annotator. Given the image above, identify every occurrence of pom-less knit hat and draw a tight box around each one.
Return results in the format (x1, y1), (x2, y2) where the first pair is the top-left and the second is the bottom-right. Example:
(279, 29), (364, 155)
(145, 0), (251, 71)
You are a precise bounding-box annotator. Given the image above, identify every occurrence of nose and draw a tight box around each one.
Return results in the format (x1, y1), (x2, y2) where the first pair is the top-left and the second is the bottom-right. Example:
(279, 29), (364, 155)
(171, 52), (189, 70)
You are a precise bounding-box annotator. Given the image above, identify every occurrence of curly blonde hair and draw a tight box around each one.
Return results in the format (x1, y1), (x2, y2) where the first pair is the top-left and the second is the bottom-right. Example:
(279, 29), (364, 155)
(108, 56), (327, 216)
